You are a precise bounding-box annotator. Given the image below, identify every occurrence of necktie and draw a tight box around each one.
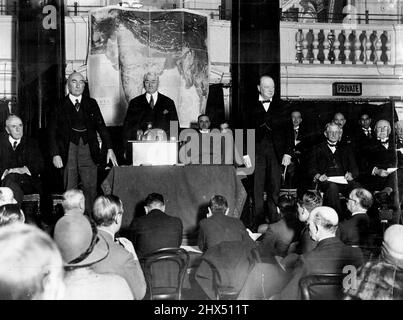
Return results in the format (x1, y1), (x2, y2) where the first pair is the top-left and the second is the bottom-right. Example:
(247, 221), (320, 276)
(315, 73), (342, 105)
(12, 141), (17, 150)
(294, 129), (299, 140)
(149, 95), (154, 109)
(75, 99), (80, 112)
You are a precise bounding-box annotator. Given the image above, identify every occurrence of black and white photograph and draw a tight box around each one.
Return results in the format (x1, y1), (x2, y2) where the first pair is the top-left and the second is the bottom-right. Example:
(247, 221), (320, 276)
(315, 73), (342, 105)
(0, 0), (402, 308)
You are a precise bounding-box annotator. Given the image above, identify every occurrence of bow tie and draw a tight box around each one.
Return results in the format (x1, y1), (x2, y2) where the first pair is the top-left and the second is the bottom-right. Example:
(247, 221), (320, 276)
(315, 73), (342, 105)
(261, 100), (272, 104)
(327, 142), (338, 148)
(380, 139), (389, 146)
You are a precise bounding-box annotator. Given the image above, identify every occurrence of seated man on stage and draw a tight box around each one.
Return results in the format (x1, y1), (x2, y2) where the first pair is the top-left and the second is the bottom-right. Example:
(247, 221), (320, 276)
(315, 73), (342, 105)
(308, 122), (359, 218)
(359, 119), (400, 223)
(0, 115), (44, 205)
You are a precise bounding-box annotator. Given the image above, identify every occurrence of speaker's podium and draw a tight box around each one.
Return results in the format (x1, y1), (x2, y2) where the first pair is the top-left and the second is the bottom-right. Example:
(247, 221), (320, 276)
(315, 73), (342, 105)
(129, 140), (178, 166)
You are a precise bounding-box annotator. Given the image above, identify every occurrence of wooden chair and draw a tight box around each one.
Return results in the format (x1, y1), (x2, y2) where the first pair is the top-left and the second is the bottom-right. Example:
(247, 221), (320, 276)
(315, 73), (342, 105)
(22, 193), (40, 216)
(142, 247), (190, 300)
(299, 273), (346, 300)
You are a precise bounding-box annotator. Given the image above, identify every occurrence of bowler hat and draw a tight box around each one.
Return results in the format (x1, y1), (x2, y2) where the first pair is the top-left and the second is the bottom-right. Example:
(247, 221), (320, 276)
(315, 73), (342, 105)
(53, 215), (108, 268)
(383, 224), (403, 260)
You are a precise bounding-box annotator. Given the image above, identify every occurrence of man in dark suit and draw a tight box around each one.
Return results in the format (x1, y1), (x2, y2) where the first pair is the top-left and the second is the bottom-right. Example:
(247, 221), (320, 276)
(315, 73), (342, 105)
(395, 120), (403, 208)
(279, 206), (363, 300)
(48, 72), (118, 214)
(129, 192), (183, 258)
(92, 194), (146, 300)
(338, 188), (372, 247)
(359, 119), (400, 223)
(122, 72), (179, 158)
(0, 115), (43, 205)
(248, 75), (292, 228)
(198, 194), (252, 252)
(309, 122), (359, 218)
(333, 111), (353, 146)
(352, 111), (373, 173)
(284, 110), (311, 191)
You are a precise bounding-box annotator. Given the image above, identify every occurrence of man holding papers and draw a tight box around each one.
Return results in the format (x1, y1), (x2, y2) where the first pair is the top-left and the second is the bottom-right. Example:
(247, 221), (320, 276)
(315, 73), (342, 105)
(309, 123), (359, 219)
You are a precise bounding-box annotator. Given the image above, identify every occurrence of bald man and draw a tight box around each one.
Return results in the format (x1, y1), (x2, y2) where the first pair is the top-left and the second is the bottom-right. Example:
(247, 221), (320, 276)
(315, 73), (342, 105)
(49, 72), (118, 215)
(279, 206), (363, 300)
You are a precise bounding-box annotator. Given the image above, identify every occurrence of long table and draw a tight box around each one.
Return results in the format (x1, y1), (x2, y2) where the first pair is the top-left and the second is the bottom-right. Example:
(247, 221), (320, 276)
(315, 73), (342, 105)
(101, 165), (247, 239)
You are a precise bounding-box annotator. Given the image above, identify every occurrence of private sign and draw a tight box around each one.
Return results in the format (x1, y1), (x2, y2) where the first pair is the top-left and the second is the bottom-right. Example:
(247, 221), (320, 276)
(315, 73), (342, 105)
(332, 82), (362, 96)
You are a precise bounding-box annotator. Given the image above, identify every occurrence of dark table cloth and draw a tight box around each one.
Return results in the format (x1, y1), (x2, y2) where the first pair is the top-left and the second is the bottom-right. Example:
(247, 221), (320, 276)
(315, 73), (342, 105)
(101, 165), (247, 238)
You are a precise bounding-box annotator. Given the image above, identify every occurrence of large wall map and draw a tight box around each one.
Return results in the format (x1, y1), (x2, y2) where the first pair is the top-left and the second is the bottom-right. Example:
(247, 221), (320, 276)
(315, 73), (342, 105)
(88, 6), (209, 127)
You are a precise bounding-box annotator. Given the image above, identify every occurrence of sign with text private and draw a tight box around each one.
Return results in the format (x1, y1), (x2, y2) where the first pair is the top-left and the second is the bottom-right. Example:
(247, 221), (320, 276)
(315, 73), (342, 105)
(332, 82), (362, 96)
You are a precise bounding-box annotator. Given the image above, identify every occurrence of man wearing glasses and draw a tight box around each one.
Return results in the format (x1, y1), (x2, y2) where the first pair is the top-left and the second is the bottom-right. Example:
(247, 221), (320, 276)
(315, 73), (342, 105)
(122, 72), (178, 160)
(338, 188), (372, 247)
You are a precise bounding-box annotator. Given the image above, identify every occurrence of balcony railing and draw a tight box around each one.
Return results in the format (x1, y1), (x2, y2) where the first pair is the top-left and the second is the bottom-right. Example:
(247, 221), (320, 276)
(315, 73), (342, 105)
(280, 22), (400, 66)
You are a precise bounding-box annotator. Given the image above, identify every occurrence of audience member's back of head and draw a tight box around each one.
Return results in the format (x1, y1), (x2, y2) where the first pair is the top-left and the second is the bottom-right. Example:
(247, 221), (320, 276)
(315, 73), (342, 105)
(382, 224), (403, 266)
(277, 194), (298, 225)
(0, 204), (25, 226)
(310, 206), (339, 236)
(62, 189), (85, 214)
(144, 193), (165, 212)
(301, 190), (323, 212)
(93, 194), (123, 227)
(0, 187), (17, 206)
(0, 224), (65, 300)
(208, 195), (228, 215)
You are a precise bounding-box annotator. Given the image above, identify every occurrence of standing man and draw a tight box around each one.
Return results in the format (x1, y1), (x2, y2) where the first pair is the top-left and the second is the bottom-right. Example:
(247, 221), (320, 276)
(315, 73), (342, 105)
(49, 72), (118, 215)
(0, 115), (44, 205)
(122, 72), (178, 156)
(248, 75), (292, 229)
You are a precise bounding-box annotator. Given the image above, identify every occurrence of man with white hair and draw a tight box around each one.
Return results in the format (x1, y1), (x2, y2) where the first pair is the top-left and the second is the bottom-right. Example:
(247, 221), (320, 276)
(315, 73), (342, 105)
(279, 206), (363, 299)
(122, 71), (178, 161)
(0, 115), (44, 205)
(61, 189), (85, 216)
(0, 187), (17, 206)
(309, 122), (359, 218)
(360, 119), (400, 223)
(344, 224), (403, 300)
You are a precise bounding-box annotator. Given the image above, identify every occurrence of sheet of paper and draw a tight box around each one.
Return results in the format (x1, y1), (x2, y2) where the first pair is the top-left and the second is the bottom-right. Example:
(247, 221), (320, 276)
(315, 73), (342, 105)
(327, 176), (348, 184)
(246, 228), (262, 241)
(387, 167), (398, 173)
(180, 245), (202, 254)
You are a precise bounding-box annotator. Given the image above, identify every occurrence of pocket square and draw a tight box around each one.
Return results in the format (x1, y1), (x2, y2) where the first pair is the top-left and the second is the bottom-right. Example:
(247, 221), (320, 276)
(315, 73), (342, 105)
(163, 109), (169, 115)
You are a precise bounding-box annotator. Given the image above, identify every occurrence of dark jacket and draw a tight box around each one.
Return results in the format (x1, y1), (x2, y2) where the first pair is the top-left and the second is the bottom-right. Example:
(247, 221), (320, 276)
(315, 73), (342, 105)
(246, 98), (292, 161)
(280, 237), (364, 300)
(130, 209), (183, 258)
(195, 240), (259, 300)
(0, 135), (44, 178)
(197, 212), (252, 252)
(122, 92), (178, 143)
(338, 213), (370, 246)
(48, 96), (112, 165)
(308, 141), (359, 179)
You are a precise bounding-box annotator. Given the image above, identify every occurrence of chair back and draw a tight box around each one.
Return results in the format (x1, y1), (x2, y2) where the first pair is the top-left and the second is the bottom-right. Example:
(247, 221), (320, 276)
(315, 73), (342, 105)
(142, 247), (189, 300)
(299, 273), (345, 300)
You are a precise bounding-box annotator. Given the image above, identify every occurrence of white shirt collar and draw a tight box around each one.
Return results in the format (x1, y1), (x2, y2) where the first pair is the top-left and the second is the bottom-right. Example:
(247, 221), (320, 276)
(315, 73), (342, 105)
(259, 95), (272, 112)
(8, 136), (21, 147)
(146, 92), (158, 104)
(69, 94), (82, 105)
